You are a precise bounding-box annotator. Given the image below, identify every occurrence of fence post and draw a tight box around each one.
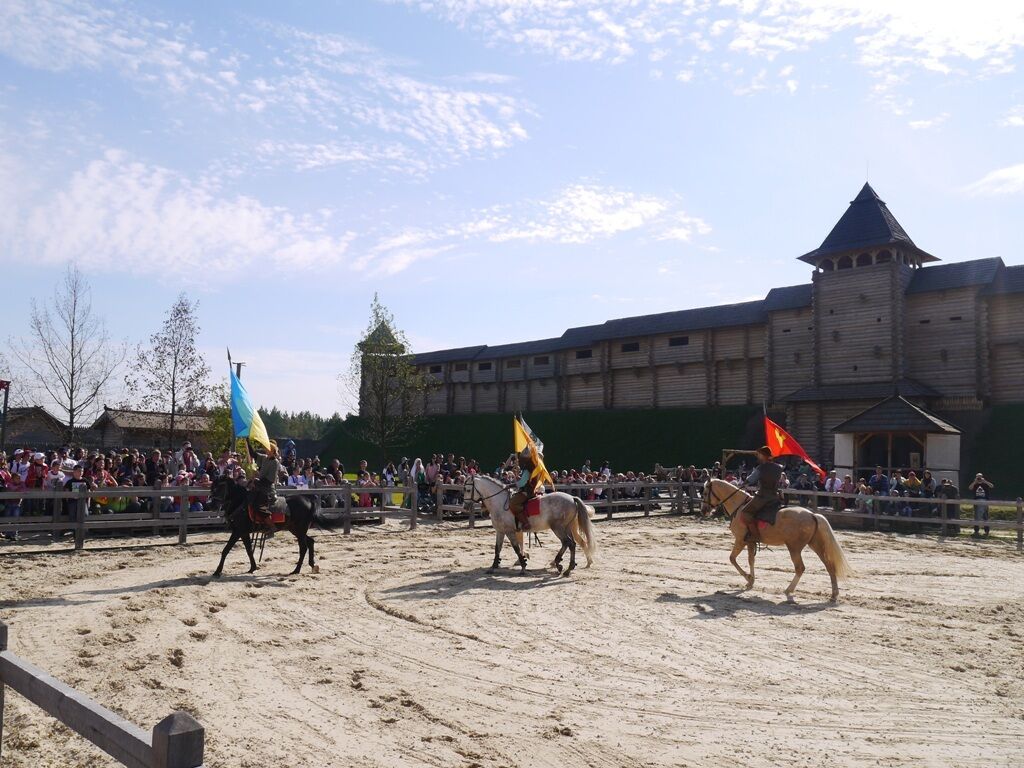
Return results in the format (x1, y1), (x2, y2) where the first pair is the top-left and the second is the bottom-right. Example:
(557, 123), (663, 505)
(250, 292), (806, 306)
(178, 497), (189, 545)
(643, 484), (651, 517)
(342, 484), (352, 536)
(468, 496), (476, 528)
(687, 482), (695, 515)
(435, 484), (443, 522)
(74, 487), (88, 551)
(409, 485), (418, 530)
(151, 711), (204, 768)
(1017, 498), (1022, 554)
(0, 620), (7, 762)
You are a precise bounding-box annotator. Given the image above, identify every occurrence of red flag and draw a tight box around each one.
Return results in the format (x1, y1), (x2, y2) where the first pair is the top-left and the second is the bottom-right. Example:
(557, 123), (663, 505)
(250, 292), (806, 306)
(764, 416), (826, 480)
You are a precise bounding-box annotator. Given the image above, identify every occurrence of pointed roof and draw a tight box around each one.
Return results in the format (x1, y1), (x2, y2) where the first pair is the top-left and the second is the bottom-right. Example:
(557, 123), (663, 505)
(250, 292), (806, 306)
(799, 183), (937, 264)
(832, 396), (960, 434)
(359, 322), (404, 353)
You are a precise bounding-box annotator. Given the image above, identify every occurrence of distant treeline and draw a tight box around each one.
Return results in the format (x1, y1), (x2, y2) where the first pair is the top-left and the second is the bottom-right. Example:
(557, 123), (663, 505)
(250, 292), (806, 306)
(258, 407), (344, 440)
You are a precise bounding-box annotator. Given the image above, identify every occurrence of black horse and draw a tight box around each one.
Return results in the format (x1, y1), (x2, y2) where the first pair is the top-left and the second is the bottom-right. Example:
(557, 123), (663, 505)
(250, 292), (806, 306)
(209, 476), (319, 577)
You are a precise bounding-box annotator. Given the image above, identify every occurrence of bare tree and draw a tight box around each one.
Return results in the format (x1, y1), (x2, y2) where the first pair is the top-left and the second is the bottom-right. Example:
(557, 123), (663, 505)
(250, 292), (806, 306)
(124, 293), (211, 447)
(10, 266), (125, 438)
(343, 294), (433, 463)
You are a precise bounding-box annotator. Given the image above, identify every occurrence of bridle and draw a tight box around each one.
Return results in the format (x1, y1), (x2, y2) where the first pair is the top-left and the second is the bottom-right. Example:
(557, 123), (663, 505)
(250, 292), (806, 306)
(463, 475), (514, 505)
(703, 480), (746, 519)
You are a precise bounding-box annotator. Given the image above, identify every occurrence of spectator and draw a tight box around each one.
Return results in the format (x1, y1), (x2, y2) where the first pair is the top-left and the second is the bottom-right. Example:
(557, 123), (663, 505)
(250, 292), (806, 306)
(936, 478), (960, 535)
(824, 470), (842, 511)
(968, 473), (994, 537)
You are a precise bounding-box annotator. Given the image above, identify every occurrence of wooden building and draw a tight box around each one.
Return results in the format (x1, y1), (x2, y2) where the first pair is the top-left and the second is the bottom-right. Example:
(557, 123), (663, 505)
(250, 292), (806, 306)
(3, 406), (68, 448)
(90, 407), (214, 451)
(405, 184), (1023, 474)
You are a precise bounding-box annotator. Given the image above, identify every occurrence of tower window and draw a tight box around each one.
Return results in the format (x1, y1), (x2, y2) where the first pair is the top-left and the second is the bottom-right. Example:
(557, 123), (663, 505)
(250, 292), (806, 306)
(668, 336), (690, 347)
(477, 362), (492, 371)
(506, 359), (521, 369)
(949, 316), (962, 322)
(454, 363), (468, 372)
(837, 255), (853, 270)
(575, 349), (593, 360)
(620, 342), (640, 353)
(533, 355), (550, 365)
(429, 365), (442, 374)
(856, 253), (872, 267)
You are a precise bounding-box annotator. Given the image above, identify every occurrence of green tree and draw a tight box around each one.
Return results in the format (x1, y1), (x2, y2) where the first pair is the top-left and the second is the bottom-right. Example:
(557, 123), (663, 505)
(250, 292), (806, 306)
(343, 294), (433, 463)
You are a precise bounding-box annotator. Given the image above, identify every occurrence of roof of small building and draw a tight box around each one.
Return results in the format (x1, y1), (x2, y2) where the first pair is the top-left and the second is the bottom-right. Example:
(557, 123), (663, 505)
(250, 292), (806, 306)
(785, 378), (940, 403)
(799, 183), (937, 264)
(7, 406), (66, 431)
(764, 283), (812, 311)
(983, 263), (1024, 296)
(93, 407), (213, 432)
(832, 395), (960, 434)
(907, 257), (1003, 295)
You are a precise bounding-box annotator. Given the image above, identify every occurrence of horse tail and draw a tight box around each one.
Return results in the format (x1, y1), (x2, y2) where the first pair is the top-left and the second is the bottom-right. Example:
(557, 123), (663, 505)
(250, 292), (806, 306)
(810, 513), (854, 581)
(572, 497), (597, 563)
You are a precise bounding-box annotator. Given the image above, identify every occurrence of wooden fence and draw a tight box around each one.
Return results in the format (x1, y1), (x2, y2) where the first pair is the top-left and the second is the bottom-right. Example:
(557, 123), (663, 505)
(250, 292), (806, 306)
(2, 481), (1021, 552)
(0, 622), (205, 767)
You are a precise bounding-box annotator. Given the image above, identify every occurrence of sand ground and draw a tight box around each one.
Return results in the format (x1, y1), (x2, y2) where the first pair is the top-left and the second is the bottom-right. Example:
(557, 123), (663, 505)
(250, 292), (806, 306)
(1, 516), (1023, 767)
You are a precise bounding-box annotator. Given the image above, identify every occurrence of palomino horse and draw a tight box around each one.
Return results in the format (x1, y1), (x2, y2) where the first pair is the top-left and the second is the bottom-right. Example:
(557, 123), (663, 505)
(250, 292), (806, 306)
(208, 476), (320, 577)
(702, 478), (853, 602)
(464, 474), (597, 576)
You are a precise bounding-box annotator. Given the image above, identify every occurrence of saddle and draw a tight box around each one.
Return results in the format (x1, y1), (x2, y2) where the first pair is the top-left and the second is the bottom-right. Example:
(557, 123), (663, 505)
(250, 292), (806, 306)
(525, 497), (542, 517)
(753, 499), (783, 527)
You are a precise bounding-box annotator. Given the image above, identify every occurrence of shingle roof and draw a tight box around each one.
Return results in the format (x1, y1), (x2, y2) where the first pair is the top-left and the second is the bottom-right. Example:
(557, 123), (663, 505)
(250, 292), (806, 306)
(94, 408), (213, 432)
(477, 338), (564, 358)
(906, 257), (1003, 295)
(412, 346), (487, 365)
(983, 264), (1024, 296)
(832, 396), (960, 434)
(764, 283), (812, 311)
(799, 183), (936, 264)
(784, 378), (940, 403)
(594, 300), (767, 340)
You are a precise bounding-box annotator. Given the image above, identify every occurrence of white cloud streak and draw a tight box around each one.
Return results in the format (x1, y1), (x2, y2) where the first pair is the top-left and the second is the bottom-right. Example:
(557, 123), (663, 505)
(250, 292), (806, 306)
(2, 149), (356, 277)
(964, 163), (1024, 196)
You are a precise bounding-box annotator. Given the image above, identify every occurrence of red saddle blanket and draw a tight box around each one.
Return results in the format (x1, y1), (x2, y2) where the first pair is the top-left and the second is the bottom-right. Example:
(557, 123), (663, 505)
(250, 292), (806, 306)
(249, 506), (286, 525)
(525, 497), (542, 517)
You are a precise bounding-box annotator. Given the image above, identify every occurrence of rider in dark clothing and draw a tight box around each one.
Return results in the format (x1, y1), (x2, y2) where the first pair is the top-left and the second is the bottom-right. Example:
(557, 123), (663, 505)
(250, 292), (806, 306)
(738, 446), (783, 543)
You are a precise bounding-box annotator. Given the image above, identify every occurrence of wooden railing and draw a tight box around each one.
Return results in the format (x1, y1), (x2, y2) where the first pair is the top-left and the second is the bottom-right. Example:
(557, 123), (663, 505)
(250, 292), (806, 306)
(0, 621), (205, 767)
(2, 481), (1021, 552)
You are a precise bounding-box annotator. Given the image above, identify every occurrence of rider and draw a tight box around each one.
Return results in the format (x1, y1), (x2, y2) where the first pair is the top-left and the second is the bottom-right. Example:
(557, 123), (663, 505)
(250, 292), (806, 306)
(509, 446), (541, 532)
(738, 445), (783, 543)
(249, 440), (281, 535)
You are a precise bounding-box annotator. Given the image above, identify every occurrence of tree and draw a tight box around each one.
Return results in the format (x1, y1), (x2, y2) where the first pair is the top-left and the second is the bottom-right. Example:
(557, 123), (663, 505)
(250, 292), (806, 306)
(123, 293), (211, 447)
(343, 294), (433, 462)
(10, 266), (125, 438)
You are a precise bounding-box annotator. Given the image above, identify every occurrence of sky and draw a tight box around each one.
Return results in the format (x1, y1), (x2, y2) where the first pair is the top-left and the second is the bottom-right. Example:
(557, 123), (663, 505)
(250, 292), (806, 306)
(1, 0), (1022, 417)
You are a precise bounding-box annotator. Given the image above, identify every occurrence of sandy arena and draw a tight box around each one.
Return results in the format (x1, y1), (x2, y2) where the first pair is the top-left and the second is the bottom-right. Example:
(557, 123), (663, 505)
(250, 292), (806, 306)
(1, 516), (1023, 767)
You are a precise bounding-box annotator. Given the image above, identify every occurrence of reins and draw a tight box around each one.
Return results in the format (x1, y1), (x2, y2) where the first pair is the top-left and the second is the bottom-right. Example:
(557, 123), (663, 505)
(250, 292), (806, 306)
(706, 481), (747, 519)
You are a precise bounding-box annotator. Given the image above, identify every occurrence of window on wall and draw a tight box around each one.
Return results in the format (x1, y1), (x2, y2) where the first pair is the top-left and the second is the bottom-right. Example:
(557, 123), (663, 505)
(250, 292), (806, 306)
(620, 342), (640, 353)
(429, 365), (442, 374)
(506, 359), (521, 368)
(533, 355), (550, 365)
(856, 253), (873, 267)
(949, 316), (962, 322)
(478, 362), (492, 371)
(575, 349), (593, 359)
(668, 336), (689, 347)
(454, 363), (468, 372)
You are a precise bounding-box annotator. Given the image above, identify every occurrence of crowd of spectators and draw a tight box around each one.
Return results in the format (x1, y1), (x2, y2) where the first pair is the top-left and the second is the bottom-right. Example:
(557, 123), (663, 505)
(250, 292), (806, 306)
(1, 442), (1001, 539)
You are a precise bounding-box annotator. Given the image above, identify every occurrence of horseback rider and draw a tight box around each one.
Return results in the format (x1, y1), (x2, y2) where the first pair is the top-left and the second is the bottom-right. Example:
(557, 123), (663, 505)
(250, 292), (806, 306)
(509, 446), (541, 532)
(249, 440), (281, 535)
(738, 445), (784, 542)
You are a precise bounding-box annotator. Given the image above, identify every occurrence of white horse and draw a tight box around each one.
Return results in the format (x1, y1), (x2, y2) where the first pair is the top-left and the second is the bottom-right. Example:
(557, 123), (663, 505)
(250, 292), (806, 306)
(464, 474), (597, 576)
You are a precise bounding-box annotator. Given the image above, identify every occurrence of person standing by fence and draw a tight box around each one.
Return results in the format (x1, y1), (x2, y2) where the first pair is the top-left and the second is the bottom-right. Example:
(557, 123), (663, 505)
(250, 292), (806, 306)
(969, 473), (994, 536)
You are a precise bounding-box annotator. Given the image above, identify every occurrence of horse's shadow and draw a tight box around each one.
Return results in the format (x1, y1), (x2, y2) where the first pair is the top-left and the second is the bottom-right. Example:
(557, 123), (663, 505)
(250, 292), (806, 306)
(657, 590), (833, 619)
(381, 567), (570, 601)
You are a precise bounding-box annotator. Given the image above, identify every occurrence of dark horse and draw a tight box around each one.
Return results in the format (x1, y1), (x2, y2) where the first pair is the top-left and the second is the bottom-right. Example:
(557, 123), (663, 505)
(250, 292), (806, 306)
(209, 476), (319, 577)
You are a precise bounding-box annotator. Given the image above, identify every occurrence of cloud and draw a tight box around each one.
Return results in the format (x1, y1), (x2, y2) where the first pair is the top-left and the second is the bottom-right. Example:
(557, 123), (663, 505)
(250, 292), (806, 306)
(908, 112), (950, 130)
(3, 149), (356, 276)
(354, 182), (711, 274)
(964, 163), (1024, 196)
(395, 1), (1024, 102)
(1001, 106), (1024, 127)
(0, 2), (532, 175)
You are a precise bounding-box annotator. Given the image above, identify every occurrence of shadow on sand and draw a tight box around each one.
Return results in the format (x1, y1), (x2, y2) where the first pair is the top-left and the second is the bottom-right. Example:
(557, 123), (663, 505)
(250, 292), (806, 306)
(381, 565), (573, 601)
(656, 589), (834, 619)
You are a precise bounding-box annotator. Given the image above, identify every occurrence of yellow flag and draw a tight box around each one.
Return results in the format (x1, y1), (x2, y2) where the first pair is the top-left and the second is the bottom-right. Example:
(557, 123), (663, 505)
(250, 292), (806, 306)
(513, 416), (554, 488)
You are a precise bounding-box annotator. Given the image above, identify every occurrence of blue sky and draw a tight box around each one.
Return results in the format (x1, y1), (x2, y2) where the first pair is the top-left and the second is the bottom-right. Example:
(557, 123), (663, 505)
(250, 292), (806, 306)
(1, 1), (1022, 417)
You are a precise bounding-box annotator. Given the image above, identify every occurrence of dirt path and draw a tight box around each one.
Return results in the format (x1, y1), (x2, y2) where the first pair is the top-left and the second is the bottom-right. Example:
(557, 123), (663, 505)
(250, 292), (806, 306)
(2, 517), (1022, 767)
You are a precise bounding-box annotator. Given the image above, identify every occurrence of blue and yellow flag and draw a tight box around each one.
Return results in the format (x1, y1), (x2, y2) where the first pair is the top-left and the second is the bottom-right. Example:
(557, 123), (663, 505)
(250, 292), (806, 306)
(230, 366), (271, 452)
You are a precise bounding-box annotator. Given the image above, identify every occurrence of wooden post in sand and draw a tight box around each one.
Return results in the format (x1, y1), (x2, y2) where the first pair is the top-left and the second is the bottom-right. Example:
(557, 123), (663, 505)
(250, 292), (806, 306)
(1017, 498), (1022, 554)
(0, 620), (6, 760)
(151, 711), (204, 768)
(409, 484), (418, 530)
(342, 484), (352, 535)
